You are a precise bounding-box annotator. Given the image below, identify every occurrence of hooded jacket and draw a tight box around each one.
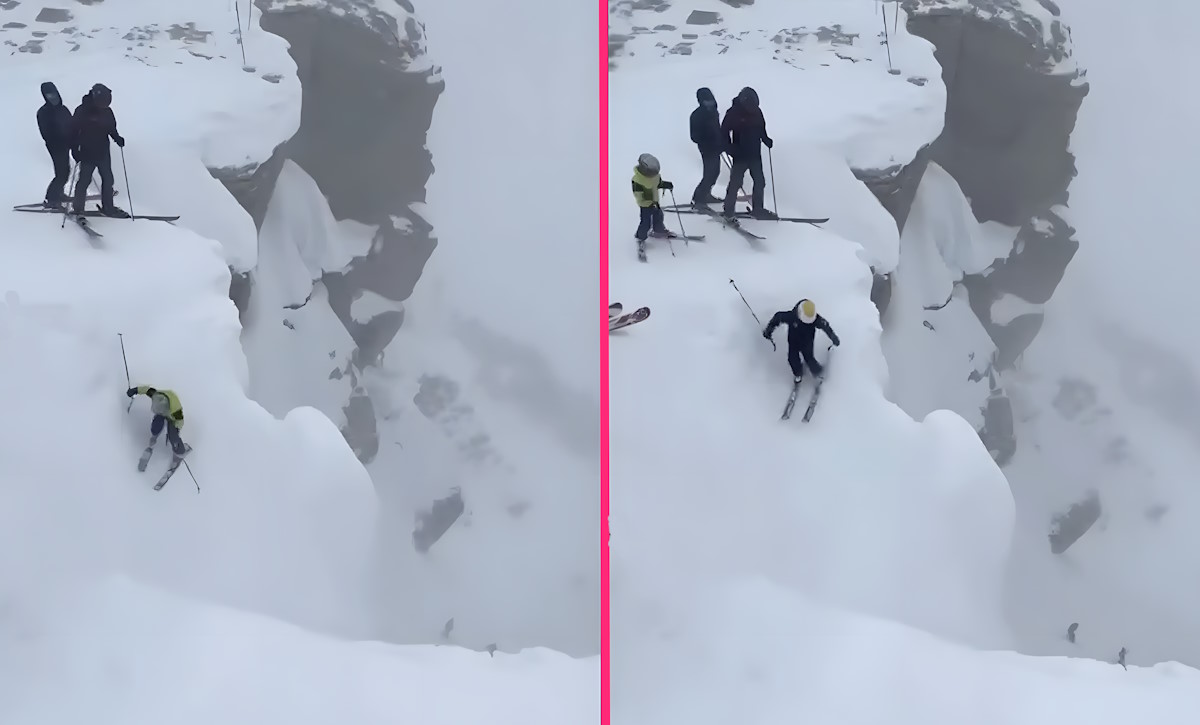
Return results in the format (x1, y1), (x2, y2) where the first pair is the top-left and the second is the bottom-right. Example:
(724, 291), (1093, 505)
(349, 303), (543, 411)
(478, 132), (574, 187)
(721, 87), (772, 159)
(689, 87), (723, 155)
(36, 82), (73, 151)
(72, 92), (121, 161)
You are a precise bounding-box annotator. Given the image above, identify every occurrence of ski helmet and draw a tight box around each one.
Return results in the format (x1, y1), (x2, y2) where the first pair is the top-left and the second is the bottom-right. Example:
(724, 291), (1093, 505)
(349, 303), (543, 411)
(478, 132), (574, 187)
(90, 83), (112, 107)
(637, 153), (660, 176)
(796, 299), (817, 324)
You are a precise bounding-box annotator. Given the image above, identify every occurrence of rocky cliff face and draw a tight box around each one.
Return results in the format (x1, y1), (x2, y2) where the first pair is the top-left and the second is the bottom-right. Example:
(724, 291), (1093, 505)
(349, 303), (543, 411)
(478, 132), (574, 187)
(210, 0), (441, 465)
(867, 0), (1086, 466)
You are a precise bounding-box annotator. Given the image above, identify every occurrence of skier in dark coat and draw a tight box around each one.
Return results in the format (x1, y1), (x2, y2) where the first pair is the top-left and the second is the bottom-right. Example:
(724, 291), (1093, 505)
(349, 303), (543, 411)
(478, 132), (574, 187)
(70, 83), (128, 218)
(689, 87), (724, 206)
(721, 86), (777, 221)
(763, 299), (840, 383)
(36, 81), (73, 208)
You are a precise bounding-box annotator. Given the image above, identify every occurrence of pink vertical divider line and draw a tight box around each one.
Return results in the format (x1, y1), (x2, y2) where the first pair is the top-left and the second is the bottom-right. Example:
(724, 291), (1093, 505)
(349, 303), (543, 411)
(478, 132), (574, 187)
(598, 0), (611, 721)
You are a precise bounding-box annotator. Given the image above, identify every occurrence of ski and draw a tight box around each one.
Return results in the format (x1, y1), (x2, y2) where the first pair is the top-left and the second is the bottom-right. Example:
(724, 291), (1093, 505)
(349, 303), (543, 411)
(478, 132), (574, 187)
(136, 436), (155, 472)
(650, 230), (705, 242)
(660, 194), (749, 210)
(690, 206), (766, 242)
(12, 193), (112, 210)
(636, 238), (647, 263)
(153, 446), (192, 491)
(13, 207), (179, 222)
(802, 377), (825, 423)
(770, 216), (828, 225)
(781, 379), (802, 420)
(72, 215), (103, 240)
(610, 306), (650, 332)
(609, 303), (623, 317)
(802, 347), (833, 423)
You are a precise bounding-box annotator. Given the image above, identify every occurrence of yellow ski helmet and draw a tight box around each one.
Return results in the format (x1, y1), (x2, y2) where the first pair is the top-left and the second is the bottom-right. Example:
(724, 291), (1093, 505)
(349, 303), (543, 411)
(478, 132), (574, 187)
(796, 299), (817, 324)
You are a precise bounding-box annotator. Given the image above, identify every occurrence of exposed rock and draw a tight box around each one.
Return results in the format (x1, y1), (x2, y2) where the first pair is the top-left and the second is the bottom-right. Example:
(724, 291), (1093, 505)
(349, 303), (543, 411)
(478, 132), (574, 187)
(686, 10), (720, 25)
(1048, 489), (1101, 554)
(34, 8), (70, 23)
(855, 144), (931, 234)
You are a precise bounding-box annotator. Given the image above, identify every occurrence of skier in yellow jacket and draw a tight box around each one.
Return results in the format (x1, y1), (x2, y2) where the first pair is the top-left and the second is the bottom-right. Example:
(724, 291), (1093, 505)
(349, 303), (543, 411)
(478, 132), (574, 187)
(631, 153), (675, 243)
(126, 384), (189, 457)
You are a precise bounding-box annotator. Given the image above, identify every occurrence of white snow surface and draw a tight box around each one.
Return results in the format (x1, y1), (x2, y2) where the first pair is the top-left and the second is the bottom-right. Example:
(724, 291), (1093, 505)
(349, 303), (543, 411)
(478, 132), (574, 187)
(610, 0), (1200, 719)
(0, 1), (595, 720)
(0, 0), (302, 270)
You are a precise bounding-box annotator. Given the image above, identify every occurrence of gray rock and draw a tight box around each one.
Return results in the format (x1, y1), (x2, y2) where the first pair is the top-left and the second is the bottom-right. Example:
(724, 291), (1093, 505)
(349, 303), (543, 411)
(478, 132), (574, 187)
(34, 8), (70, 23)
(686, 10), (721, 25)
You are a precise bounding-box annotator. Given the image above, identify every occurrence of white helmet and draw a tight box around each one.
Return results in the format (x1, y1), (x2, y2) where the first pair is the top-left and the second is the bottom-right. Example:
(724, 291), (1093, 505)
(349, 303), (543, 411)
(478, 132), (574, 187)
(637, 153), (660, 176)
(796, 299), (817, 324)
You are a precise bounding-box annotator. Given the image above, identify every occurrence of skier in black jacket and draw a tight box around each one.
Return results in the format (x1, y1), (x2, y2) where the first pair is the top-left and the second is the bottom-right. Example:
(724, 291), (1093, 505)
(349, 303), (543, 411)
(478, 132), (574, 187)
(721, 86), (777, 221)
(36, 81), (73, 208)
(70, 83), (128, 218)
(763, 298), (840, 383)
(689, 87), (723, 206)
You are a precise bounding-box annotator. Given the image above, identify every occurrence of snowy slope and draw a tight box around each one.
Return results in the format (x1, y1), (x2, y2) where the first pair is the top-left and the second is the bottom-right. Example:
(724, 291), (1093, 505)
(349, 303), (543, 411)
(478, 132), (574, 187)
(992, 0), (1200, 670)
(609, 0), (1200, 719)
(0, 0), (594, 719)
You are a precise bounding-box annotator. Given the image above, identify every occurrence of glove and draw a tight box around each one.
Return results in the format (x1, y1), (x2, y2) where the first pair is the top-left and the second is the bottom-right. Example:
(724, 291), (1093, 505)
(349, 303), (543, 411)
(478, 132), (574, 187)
(764, 137), (774, 149)
(114, 135), (125, 148)
(660, 180), (674, 190)
(126, 387), (136, 398)
(762, 328), (772, 340)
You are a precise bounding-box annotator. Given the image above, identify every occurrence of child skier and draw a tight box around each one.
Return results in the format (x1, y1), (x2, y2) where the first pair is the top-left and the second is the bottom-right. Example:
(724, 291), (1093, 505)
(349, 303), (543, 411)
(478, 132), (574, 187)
(127, 385), (190, 457)
(763, 299), (841, 383)
(631, 153), (675, 244)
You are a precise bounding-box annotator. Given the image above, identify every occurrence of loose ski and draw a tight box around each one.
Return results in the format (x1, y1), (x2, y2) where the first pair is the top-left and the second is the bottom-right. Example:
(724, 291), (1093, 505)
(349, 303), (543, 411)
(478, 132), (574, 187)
(610, 306), (650, 332)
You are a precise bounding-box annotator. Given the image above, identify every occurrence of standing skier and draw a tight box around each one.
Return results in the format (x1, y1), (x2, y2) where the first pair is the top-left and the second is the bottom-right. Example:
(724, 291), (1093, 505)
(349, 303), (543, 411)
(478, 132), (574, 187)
(37, 82), (74, 209)
(721, 87), (777, 222)
(689, 87), (723, 207)
(763, 299), (840, 383)
(70, 83), (128, 219)
(631, 153), (675, 242)
(126, 385), (190, 457)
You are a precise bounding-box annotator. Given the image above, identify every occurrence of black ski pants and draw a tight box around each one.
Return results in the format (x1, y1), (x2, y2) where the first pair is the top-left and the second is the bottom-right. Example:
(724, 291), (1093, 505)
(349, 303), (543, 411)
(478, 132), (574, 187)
(787, 342), (823, 380)
(44, 145), (70, 204)
(635, 204), (668, 241)
(150, 414), (187, 456)
(723, 153), (766, 215)
(72, 155), (115, 214)
(692, 151), (721, 203)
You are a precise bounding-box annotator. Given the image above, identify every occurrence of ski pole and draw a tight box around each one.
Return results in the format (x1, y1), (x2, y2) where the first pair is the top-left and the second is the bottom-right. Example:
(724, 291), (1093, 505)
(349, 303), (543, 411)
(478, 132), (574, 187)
(118, 333), (133, 412)
(61, 161), (79, 229)
(768, 146), (779, 217)
(667, 188), (689, 248)
(183, 460), (200, 494)
(729, 278), (775, 350)
(119, 147), (134, 220)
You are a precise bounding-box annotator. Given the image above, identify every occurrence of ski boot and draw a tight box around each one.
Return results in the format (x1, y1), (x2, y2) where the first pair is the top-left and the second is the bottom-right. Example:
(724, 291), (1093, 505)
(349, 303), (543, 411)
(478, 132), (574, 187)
(750, 208), (779, 220)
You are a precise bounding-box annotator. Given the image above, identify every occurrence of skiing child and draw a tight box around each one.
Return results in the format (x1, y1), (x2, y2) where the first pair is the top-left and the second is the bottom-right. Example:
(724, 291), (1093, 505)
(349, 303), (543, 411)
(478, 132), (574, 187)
(631, 153), (676, 243)
(763, 299), (840, 383)
(127, 385), (190, 458)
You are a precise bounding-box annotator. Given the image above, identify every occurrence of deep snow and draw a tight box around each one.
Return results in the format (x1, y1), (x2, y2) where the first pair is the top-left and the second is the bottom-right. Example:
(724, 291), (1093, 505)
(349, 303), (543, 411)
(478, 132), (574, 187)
(609, 0), (1200, 719)
(0, 0), (596, 720)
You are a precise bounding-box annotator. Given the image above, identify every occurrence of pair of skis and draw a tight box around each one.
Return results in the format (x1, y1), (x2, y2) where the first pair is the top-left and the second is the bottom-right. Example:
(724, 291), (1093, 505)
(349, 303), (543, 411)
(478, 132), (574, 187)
(636, 229), (706, 263)
(137, 437), (193, 491)
(781, 346), (833, 423)
(12, 202), (180, 241)
(609, 302), (650, 332)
